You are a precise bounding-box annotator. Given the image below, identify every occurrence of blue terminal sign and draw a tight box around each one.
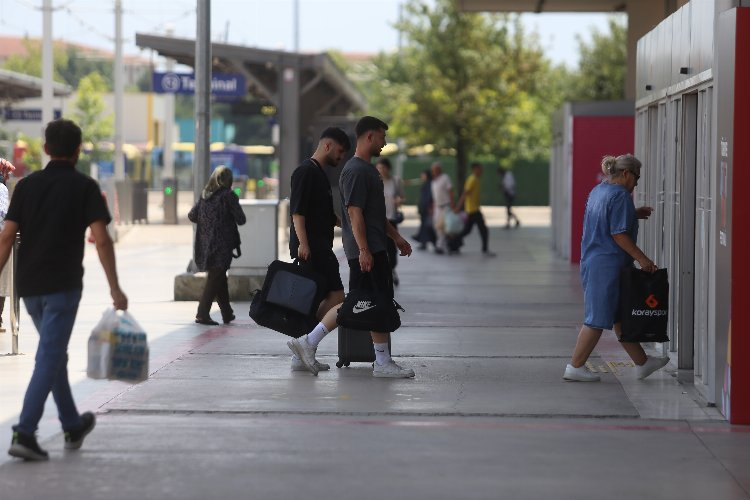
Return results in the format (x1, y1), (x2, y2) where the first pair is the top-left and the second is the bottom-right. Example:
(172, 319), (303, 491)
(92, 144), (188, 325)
(152, 72), (246, 97)
(3, 108), (62, 121)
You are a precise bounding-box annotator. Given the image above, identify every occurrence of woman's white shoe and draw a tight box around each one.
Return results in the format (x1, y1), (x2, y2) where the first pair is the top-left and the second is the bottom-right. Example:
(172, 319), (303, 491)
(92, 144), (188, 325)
(563, 364), (601, 382)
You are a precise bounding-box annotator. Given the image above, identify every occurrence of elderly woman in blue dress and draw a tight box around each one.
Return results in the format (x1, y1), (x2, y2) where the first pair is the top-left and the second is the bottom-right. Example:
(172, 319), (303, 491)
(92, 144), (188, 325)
(564, 154), (670, 382)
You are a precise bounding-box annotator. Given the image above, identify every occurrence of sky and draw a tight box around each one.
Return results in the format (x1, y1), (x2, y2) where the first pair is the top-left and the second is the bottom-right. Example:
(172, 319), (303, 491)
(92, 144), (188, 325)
(0, 0), (617, 68)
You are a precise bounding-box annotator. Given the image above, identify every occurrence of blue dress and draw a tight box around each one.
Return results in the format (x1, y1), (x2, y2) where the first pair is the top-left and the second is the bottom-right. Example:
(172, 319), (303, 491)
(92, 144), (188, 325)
(580, 181), (638, 329)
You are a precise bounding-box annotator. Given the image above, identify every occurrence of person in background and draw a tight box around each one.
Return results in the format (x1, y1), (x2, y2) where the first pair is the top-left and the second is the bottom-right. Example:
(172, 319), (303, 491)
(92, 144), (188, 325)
(375, 158), (405, 286)
(499, 167), (520, 228)
(189, 166), (246, 326)
(285, 127), (351, 375)
(0, 119), (127, 461)
(456, 162), (495, 257)
(430, 162), (454, 254)
(564, 154), (669, 382)
(0, 158), (16, 333)
(412, 169), (436, 251)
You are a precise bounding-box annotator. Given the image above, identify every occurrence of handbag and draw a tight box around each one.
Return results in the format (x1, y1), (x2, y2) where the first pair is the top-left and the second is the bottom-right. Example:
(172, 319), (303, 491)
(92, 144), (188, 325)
(249, 259), (325, 337)
(263, 259), (325, 316)
(337, 274), (405, 333)
(444, 210), (463, 235)
(249, 291), (319, 338)
(87, 308), (149, 383)
(619, 267), (669, 343)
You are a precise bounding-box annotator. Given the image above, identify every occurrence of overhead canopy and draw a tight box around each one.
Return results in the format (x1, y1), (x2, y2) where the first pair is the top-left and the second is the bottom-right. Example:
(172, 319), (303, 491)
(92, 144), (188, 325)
(456, 0), (627, 12)
(134, 33), (365, 115)
(0, 68), (72, 102)
(135, 33), (365, 199)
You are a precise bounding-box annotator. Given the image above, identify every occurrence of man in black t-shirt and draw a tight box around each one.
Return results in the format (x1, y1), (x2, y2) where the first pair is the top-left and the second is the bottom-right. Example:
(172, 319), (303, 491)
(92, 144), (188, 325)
(286, 127), (351, 375)
(0, 119), (128, 461)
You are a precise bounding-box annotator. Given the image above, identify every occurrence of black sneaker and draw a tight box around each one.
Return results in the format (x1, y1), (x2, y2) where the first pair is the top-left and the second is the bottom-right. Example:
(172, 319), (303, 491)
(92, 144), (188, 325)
(8, 431), (49, 461)
(64, 412), (96, 450)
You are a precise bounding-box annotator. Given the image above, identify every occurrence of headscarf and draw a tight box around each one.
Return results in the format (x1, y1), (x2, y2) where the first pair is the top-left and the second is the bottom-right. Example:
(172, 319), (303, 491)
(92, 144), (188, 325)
(202, 165), (233, 200)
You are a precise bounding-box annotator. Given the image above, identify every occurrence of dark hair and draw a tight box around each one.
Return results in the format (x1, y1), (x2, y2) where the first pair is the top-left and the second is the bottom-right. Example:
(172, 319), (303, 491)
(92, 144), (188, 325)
(320, 127), (351, 151)
(355, 116), (388, 138)
(471, 162), (482, 169)
(376, 157), (392, 170)
(45, 119), (82, 158)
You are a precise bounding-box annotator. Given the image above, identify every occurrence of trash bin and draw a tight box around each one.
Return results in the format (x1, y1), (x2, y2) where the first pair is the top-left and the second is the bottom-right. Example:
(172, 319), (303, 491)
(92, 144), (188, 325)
(115, 180), (148, 224)
(231, 199), (279, 274)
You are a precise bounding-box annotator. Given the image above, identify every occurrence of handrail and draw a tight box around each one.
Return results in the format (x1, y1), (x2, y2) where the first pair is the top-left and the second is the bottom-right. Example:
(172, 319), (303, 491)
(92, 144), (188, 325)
(9, 232), (19, 354)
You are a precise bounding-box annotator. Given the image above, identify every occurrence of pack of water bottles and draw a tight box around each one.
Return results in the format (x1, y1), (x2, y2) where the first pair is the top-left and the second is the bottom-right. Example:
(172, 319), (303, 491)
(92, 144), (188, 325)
(87, 308), (149, 383)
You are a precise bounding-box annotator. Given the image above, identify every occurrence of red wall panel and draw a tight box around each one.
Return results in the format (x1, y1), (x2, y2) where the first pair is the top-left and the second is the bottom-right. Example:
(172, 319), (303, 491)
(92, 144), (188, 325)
(570, 116), (635, 263)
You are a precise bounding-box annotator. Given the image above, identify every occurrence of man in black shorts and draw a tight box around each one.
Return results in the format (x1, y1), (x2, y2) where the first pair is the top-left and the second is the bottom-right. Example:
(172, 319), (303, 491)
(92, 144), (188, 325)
(338, 116), (414, 378)
(286, 127), (351, 375)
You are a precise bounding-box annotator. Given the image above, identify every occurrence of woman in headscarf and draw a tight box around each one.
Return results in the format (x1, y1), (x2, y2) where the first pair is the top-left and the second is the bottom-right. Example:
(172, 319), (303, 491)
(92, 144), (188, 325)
(188, 166), (246, 325)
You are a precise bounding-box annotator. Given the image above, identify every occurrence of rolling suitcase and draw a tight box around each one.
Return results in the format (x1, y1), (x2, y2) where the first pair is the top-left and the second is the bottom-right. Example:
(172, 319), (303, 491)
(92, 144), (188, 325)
(336, 327), (391, 368)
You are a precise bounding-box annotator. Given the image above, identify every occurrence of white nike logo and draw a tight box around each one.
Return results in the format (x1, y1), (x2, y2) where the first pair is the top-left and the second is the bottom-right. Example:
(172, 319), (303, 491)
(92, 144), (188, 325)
(352, 300), (375, 314)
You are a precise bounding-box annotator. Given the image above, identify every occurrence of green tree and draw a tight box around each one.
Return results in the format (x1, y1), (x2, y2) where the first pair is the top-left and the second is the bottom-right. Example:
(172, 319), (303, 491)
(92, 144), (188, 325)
(2, 37), (113, 89)
(369, 0), (552, 186)
(59, 46), (113, 89)
(569, 16), (627, 100)
(2, 37), (68, 83)
(70, 72), (113, 167)
(18, 134), (43, 172)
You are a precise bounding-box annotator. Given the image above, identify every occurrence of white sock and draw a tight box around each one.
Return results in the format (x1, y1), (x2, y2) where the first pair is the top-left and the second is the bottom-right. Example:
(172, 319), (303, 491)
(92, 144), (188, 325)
(306, 323), (329, 349)
(374, 342), (391, 366)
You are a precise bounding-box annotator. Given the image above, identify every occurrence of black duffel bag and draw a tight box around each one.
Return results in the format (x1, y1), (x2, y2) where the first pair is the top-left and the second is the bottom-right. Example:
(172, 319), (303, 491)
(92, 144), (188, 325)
(249, 293), (318, 338)
(619, 267), (669, 343)
(337, 274), (404, 333)
(249, 259), (325, 338)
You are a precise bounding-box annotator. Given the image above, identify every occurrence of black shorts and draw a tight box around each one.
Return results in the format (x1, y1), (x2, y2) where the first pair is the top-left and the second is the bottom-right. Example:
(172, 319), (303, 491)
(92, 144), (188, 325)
(347, 251), (394, 299)
(306, 248), (344, 294)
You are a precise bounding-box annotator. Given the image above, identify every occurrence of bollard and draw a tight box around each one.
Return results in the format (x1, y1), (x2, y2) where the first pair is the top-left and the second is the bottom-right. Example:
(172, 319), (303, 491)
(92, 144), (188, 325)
(9, 233), (19, 354)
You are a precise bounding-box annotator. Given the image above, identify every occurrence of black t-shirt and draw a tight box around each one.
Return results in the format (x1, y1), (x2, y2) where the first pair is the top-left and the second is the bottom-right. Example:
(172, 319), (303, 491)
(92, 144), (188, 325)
(6, 160), (111, 296)
(289, 158), (336, 258)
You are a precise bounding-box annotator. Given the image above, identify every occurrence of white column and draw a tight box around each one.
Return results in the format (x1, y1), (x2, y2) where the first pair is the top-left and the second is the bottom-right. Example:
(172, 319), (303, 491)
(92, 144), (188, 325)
(114, 0), (125, 179)
(194, 0), (211, 202)
(41, 0), (53, 164)
(163, 27), (176, 180)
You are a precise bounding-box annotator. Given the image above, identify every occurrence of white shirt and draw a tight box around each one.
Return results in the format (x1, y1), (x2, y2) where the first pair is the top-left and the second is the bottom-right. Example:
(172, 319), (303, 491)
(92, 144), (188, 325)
(381, 176), (404, 221)
(0, 182), (8, 231)
(431, 173), (452, 207)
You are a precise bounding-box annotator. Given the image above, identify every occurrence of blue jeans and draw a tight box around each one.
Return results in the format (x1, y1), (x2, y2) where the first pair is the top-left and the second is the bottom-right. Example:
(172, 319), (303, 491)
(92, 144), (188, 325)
(14, 290), (83, 435)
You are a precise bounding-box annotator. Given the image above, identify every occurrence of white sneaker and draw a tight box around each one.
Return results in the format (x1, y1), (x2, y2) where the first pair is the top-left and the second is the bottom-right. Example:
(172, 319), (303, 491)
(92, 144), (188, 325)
(636, 356), (670, 380)
(373, 360), (415, 378)
(291, 357), (330, 372)
(563, 364), (601, 382)
(287, 337), (318, 375)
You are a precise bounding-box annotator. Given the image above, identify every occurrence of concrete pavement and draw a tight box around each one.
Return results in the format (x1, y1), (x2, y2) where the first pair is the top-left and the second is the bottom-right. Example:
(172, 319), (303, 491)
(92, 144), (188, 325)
(0, 206), (749, 500)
